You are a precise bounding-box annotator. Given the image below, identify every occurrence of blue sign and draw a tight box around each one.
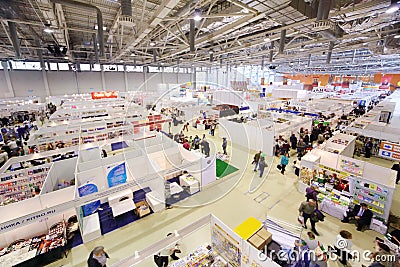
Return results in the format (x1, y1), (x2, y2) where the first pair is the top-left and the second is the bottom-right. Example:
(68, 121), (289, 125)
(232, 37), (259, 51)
(107, 162), (127, 188)
(78, 183), (101, 216)
(383, 144), (392, 150)
(381, 151), (392, 157)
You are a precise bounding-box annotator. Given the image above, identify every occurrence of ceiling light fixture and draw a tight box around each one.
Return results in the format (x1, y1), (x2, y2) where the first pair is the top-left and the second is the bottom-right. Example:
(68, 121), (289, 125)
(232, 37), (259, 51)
(120, 60), (124, 63)
(209, 50), (214, 54)
(264, 37), (271, 42)
(193, 9), (202, 21)
(44, 28), (54, 33)
(394, 34), (400, 39)
(63, 56), (68, 59)
(386, 0), (399, 13)
(94, 25), (107, 31)
(130, 53), (136, 56)
(149, 41), (156, 46)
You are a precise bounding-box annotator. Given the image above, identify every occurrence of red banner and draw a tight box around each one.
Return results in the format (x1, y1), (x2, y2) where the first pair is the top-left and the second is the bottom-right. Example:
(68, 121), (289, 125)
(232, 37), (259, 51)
(91, 91), (118, 99)
(379, 75), (392, 89)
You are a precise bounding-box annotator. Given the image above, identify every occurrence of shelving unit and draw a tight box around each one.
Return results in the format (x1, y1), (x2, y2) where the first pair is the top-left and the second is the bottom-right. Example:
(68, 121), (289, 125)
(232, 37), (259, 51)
(0, 164), (51, 205)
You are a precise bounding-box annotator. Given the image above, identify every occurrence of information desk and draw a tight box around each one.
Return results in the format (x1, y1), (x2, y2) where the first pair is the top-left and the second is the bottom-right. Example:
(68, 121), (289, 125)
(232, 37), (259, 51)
(108, 189), (135, 217)
(82, 213), (101, 243)
(179, 174), (200, 194)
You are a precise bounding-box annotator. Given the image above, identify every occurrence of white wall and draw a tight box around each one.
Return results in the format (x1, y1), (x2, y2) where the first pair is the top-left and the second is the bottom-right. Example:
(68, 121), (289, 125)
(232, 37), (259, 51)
(0, 70), (192, 97)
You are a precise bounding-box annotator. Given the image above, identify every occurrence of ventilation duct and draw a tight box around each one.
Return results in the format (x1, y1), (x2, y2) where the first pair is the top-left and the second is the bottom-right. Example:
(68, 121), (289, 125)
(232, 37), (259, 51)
(50, 0), (104, 57)
(189, 19), (195, 54)
(8, 21), (21, 58)
(317, 0), (332, 21)
(120, 0), (132, 16)
(279, 28), (286, 54)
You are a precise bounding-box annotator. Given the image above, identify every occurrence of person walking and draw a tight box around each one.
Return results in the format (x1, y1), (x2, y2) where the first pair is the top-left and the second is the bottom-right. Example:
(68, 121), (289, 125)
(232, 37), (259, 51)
(258, 156), (267, 178)
(290, 134), (297, 150)
(280, 153), (289, 175)
(253, 150), (262, 172)
(299, 199), (319, 235)
(391, 162), (400, 184)
(193, 135), (200, 150)
(202, 138), (210, 157)
(305, 186), (318, 201)
(365, 139), (373, 158)
(87, 246), (109, 267)
(183, 122), (189, 132)
(222, 137), (227, 155)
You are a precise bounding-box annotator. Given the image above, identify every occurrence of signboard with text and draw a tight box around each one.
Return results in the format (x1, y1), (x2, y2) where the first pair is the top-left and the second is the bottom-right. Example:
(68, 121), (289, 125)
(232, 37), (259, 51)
(91, 91), (118, 100)
(379, 141), (400, 161)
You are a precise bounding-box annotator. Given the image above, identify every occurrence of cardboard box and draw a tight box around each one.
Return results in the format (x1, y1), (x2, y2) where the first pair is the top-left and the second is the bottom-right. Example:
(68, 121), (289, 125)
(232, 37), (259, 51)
(256, 228), (272, 245)
(248, 234), (266, 250)
(135, 200), (150, 217)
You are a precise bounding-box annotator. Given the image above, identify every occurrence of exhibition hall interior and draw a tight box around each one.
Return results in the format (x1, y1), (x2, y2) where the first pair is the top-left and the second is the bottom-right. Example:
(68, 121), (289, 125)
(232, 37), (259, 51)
(0, 0), (400, 266)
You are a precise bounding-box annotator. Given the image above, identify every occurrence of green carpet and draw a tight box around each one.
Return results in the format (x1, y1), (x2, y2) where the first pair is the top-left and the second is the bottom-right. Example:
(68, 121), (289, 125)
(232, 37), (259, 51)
(216, 159), (239, 178)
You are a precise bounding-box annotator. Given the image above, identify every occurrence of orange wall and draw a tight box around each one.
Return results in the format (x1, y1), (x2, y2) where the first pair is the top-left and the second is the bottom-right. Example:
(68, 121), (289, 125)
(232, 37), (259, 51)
(285, 74), (330, 86)
(374, 73), (400, 87)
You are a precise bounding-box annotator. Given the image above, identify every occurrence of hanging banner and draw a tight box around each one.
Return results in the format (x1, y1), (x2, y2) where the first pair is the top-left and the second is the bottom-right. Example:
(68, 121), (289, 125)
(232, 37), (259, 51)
(91, 91), (118, 99)
(106, 162), (127, 187)
(78, 182), (101, 216)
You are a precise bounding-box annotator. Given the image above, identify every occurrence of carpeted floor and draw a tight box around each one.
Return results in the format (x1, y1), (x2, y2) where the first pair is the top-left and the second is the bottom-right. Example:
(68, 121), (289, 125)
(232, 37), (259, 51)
(216, 159), (239, 178)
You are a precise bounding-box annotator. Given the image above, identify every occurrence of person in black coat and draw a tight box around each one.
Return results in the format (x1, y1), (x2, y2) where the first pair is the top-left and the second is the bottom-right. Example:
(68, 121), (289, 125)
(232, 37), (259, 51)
(391, 162), (400, 184)
(341, 203), (373, 231)
(87, 246), (109, 267)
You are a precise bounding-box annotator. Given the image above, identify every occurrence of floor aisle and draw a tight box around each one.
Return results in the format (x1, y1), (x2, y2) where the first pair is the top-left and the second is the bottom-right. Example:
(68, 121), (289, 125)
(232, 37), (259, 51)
(46, 125), (400, 267)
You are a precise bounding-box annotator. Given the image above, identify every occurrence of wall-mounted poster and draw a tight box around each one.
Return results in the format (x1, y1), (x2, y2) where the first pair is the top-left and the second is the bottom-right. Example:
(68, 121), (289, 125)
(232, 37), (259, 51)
(78, 182), (101, 216)
(106, 162), (127, 187)
(339, 159), (363, 176)
(379, 141), (400, 161)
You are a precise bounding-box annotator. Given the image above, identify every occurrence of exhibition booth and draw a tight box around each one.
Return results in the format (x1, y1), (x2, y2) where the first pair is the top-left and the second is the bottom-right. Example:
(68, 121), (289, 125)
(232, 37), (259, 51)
(112, 214), (302, 267)
(317, 133), (356, 157)
(298, 147), (396, 232)
(0, 132), (217, 266)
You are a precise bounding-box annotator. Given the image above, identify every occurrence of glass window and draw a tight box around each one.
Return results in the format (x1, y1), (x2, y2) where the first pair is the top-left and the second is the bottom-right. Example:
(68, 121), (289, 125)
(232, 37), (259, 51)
(0, 63), (3, 70)
(117, 65), (125, 72)
(103, 64), (117, 71)
(92, 64), (101, 71)
(49, 63), (58, 71)
(25, 61), (41, 70)
(148, 66), (160, 73)
(80, 63), (91, 71)
(163, 67), (174, 73)
(58, 63), (70, 71)
(126, 65), (143, 72)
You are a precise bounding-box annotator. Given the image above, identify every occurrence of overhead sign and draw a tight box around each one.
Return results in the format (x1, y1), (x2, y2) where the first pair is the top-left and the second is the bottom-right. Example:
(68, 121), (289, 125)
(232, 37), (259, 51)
(379, 141), (400, 161)
(91, 91), (118, 100)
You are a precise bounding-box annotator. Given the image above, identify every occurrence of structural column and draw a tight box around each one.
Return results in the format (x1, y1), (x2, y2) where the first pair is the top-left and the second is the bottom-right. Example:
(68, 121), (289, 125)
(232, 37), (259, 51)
(100, 65), (106, 90)
(124, 64), (129, 92)
(1, 62), (15, 97)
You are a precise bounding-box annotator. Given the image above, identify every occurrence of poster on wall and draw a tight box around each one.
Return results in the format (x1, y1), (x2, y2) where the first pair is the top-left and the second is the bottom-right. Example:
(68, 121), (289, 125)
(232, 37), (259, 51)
(106, 162), (127, 187)
(339, 159), (363, 176)
(379, 75), (392, 89)
(78, 182), (101, 216)
(379, 141), (400, 161)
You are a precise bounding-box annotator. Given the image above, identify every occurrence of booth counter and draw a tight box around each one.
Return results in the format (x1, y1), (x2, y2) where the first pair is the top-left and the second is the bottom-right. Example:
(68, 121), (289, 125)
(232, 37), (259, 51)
(299, 148), (396, 225)
(318, 133), (356, 157)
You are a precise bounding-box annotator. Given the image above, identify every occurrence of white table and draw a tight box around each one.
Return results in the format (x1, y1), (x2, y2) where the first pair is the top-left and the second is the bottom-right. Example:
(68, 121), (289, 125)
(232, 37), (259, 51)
(179, 174), (200, 194)
(82, 213), (101, 243)
(170, 182), (184, 195)
(319, 199), (348, 220)
(146, 192), (165, 212)
(110, 200), (135, 217)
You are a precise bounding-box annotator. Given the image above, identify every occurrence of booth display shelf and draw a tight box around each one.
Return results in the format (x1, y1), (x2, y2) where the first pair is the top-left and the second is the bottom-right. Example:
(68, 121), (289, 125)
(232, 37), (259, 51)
(169, 244), (226, 267)
(0, 165), (51, 205)
(0, 221), (66, 267)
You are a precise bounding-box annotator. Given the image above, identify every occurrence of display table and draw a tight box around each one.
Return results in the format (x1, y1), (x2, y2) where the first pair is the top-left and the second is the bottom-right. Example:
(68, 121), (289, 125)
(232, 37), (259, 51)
(319, 199), (347, 220)
(110, 200), (135, 217)
(108, 189), (135, 217)
(170, 182), (183, 195)
(179, 174), (200, 194)
(82, 213), (101, 243)
(145, 192), (165, 212)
